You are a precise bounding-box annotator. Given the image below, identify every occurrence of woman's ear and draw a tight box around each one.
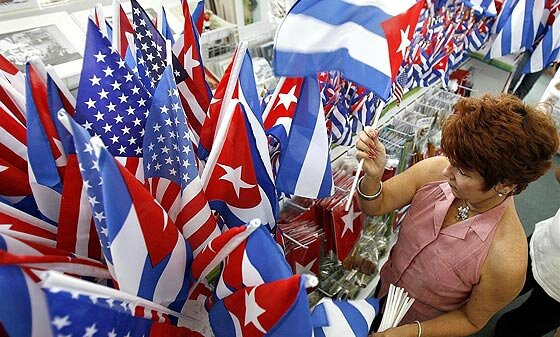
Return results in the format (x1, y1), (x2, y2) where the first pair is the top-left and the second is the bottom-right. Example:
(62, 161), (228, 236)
(495, 182), (517, 196)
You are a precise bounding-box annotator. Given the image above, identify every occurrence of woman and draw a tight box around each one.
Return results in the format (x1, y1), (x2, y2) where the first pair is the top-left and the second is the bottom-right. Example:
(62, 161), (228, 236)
(355, 94), (559, 337)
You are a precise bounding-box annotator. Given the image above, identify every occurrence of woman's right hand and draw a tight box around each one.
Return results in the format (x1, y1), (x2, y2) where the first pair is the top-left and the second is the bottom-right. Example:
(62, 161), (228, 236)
(355, 126), (387, 179)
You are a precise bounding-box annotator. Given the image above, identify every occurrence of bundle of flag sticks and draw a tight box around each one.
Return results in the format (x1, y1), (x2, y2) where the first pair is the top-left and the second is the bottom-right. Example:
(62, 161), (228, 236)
(377, 284), (416, 332)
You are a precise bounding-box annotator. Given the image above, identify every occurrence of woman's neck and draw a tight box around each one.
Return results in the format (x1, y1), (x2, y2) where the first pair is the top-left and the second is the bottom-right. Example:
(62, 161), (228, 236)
(465, 194), (508, 214)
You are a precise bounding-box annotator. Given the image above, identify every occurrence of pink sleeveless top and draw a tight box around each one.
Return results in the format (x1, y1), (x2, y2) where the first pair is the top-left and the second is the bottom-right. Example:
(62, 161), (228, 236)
(378, 180), (509, 324)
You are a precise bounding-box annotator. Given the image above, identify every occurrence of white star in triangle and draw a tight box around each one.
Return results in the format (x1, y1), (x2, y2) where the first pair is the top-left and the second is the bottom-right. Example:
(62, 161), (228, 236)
(341, 206), (361, 237)
(396, 26), (411, 58)
(183, 46), (201, 78)
(218, 164), (255, 198)
(275, 85), (298, 110)
(244, 288), (267, 333)
(295, 258), (317, 275)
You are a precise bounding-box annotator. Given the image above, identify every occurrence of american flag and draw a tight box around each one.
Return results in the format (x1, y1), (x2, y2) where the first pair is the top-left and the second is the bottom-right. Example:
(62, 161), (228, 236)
(392, 66), (410, 105)
(131, 0), (186, 86)
(131, 0), (167, 84)
(0, 232), (109, 279)
(0, 201), (57, 244)
(0, 53), (25, 96)
(74, 19), (152, 179)
(46, 72), (101, 261)
(172, 0), (212, 147)
(0, 103), (31, 209)
(123, 34), (155, 95)
(143, 66), (220, 256)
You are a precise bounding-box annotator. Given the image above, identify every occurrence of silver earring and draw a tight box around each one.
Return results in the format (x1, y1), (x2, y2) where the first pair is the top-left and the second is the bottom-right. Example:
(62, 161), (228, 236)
(498, 192), (504, 197)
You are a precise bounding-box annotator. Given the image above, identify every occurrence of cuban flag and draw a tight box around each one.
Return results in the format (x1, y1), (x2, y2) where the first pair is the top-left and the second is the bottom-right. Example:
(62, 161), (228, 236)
(0, 233), (109, 279)
(491, 0), (518, 34)
(25, 60), (68, 225)
(275, 76), (334, 199)
(200, 46), (278, 230)
(487, 0), (546, 59)
(274, 0), (425, 100)
(523, 15), (560, 73)
(49, 74), (101, 260)
(156, 5), (176, 45)
(262, 77), (304, 151)
(468, 21), (490, 52)
(58, 111), (193, 312)
(0, 266), (52, 337)
(209, 274), (316, 337)
(191, 221), (262, 281)
(75, 19), (153, 180)
(143, 66), (220, 256)
(311, 298), (380, 337)
(191, 0), (206, 35)
(461, 0), (497, 16)
(286, 234), (322, 276)
(329, 100), (353, 146)
(333, 195), (364, 262)
(111, 0), (135, 58)
(0, 202), (57, 245)
(215, 222), (293, 300)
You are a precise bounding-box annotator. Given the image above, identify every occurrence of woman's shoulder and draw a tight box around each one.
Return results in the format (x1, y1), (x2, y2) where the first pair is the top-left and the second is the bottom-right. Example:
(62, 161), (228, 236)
(484, 204), (527, 280)
(403, 156), (449, 188)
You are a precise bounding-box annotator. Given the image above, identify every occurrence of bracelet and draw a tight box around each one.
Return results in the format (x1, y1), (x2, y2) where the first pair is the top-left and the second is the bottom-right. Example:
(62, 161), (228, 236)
(356, 176), (383, 201)
(414, 320), (422, 337)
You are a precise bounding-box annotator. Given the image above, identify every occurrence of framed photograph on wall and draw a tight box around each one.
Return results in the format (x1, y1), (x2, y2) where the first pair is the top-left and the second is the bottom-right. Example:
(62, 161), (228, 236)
(0, 12), (85, 87)
(258, 41), (274, 66)
(0, 0), (38, 14)
(70, 1), (182, 36)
